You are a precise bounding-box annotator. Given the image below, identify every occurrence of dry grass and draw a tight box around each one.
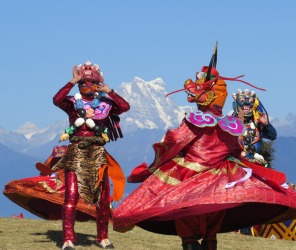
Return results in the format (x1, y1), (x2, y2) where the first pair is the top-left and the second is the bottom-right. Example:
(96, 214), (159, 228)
(0, 218), (295, 250)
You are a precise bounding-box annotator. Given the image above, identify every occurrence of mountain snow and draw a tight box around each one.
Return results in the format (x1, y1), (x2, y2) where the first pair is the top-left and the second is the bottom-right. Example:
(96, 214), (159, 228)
(0, 120), (68, 153)
(17, 122), (47, 139)
(114, 77), (193, 132)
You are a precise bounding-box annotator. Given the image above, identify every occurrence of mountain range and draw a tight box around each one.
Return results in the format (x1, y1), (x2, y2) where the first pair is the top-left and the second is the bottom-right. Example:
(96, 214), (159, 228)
(1, 77), (296, 218)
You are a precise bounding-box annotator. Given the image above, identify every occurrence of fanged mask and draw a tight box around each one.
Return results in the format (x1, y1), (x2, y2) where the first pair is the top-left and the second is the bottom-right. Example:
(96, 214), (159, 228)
(76, 61), (104, 96)
(184, 66), (227, 109)
(233, 89), (256, 117)
(77, 61), (104, 84)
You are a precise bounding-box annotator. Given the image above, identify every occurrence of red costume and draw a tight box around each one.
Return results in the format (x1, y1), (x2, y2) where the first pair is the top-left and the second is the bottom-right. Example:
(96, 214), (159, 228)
(3, 144), (123, 222)
(3, 62), (129, 250)
(51, 62), (129, 249)
(113, 44), (296, 250)
(3, 145), (98, 221)
(52, 79), (129, 242)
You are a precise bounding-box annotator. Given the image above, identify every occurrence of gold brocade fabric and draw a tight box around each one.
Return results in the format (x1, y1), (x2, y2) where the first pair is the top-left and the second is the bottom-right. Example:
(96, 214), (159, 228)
(52, 142), (108, 204)
(172, 156), (208, 173)
(154, 169), (181, 186)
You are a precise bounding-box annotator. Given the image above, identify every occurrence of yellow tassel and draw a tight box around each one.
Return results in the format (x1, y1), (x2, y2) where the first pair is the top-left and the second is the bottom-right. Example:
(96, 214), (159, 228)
(59, 132), (69, 141)
(102, 132), (109, 142)
(253, 98), (260, 122)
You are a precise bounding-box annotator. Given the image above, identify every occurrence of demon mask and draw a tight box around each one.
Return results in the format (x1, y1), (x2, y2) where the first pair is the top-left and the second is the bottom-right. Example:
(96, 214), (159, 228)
(76, 61), (104, 96)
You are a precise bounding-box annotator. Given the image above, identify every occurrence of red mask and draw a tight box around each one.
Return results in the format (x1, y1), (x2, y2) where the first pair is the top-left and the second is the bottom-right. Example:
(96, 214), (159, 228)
(76, 61), (104, 97)
(77, 61), (104, 84)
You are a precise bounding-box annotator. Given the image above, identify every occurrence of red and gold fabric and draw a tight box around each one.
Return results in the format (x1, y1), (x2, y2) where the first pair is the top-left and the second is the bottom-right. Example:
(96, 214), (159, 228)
(113, 113), (296, 237)
(3, 146), (125, 221)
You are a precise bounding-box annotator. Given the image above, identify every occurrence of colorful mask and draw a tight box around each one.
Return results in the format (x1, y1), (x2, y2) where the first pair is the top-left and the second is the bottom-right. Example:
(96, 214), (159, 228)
(77, 61), (104, 97)
(184, 66), (227, 108)
(232, 89), (257, 118)
(77, 61), (104, 84)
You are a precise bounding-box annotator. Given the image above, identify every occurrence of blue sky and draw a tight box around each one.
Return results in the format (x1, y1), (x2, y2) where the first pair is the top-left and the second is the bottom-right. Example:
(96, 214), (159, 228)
(1, 1), (296, 131)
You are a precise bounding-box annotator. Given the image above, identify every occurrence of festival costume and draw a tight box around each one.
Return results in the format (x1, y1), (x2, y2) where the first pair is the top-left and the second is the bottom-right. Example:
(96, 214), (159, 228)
(113, 43), (296, 249)
(3, 145), (99, 221)
(3, 145), (122, 222)
(231, 89), (296, 239)
(51, 62), (129, 248)
(232, 88), (277, 165)
(4, 62), (129, 250)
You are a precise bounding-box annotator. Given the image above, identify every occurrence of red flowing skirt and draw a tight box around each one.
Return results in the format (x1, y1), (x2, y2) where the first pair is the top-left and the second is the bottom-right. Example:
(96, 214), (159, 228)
(3, 173), (96, 221)
(113, 157), (296, 235)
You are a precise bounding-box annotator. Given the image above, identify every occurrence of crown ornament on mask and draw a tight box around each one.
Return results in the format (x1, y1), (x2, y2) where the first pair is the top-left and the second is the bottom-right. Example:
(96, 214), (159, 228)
(77, 61), (104, 84)
(166, 42), (266, 108)
(232, 88), (269, 123)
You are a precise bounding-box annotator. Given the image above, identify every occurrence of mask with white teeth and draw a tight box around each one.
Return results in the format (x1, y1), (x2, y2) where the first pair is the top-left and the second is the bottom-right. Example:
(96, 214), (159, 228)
(233, 89), (256, 117)
(76, 61), (104, 96)
(76, 61), (104, 85)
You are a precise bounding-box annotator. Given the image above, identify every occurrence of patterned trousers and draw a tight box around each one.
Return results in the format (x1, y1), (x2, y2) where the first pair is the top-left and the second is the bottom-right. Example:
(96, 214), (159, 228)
(62, 169), (110, 243)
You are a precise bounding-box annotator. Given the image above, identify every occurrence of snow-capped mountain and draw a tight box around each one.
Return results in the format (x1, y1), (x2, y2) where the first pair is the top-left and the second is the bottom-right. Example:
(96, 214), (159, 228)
(270, 113), (296, 137)
(116, 77), (193, 132)
(17, 121), (68, 144)
(0, 120), (68, 154)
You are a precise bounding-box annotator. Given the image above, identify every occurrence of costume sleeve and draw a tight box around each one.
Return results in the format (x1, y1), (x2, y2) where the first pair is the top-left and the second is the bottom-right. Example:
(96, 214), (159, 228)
(108, 90), (130, 115)
(261, 123), (277, 141)
(149, 120), (197, 171)
(53, 82), (74, 113)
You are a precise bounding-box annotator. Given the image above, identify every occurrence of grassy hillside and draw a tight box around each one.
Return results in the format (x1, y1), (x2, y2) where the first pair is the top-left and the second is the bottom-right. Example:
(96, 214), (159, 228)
(0, 218), (295, 250)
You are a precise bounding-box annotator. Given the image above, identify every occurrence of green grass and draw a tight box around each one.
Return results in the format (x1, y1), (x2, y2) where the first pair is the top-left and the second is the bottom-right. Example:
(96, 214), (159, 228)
(0, 218), (295, 250)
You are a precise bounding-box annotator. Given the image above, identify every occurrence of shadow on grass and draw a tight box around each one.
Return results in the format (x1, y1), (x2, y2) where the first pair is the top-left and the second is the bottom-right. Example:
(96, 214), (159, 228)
(32, 230), (97, 248)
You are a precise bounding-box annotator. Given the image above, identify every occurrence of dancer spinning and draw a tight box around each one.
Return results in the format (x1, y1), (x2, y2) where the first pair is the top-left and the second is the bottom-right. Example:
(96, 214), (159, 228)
(52, 61), (130, 249)
(3, 145), (98, 221)
(113, 43), (296, 250)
